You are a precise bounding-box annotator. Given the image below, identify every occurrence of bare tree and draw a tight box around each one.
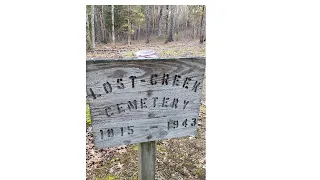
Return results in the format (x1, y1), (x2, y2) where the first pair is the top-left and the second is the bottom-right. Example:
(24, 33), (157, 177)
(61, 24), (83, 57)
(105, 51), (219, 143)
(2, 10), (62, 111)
(152, 5), (155, 35)
(200, 5), (206, 43)
(158, 6), (163, 36)
(91, 5), (95, 49)
(165, 5), (169, 36)
(111, 5), (115, 45)
(100, 6), (105, 43)
(165, 5), (174, 43)
(145, 5), (150, 43)
(86, 7), (91, 50)
(128, 5), (131, 45)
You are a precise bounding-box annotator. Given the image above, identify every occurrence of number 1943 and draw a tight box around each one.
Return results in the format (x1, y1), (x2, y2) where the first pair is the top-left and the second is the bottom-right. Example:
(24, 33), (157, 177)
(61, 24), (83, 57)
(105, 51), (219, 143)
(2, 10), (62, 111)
(167, 118), (197, 130)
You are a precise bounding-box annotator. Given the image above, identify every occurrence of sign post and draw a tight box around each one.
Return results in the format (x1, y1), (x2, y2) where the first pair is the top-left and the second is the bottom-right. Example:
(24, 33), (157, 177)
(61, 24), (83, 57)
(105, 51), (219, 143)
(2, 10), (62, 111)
(138, 141), (156, 180)
(86, 57), (205, 179)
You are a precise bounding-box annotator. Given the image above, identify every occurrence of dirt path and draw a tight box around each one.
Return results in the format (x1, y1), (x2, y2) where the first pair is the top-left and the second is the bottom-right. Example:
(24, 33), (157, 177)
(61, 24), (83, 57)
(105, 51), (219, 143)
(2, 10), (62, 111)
(86, 40), (206, 180)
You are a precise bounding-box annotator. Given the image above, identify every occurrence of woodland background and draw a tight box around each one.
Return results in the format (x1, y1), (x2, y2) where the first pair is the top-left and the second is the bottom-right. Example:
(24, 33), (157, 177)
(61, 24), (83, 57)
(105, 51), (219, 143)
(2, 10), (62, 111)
(86, 5), (206, 51)
(86, 5), (206, 180)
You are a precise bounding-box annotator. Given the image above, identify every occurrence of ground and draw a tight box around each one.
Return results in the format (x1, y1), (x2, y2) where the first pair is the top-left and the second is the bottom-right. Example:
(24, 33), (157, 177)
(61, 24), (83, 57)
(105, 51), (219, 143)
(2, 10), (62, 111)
(86, 40), (206, 180)
(86, 40), (205, 60)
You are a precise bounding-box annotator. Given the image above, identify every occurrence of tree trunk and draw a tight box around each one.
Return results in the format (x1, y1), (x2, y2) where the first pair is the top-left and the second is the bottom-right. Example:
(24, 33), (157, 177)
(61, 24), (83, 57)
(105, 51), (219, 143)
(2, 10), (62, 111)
(165, 5), (169, 36)
(145, 5), (150, 43)
(193, 24), (196, 39)
(152, 5), (155, 35)
(200, 5), (206, 43)
(158, 6), (163, 36)
(165, 5), (174, 43)
(128, 5), (131, 45)
(176, 6), (179, 35)
(86, 10), (91, 50)
(100, 5), (106, 43)
(100, 6), (105, 43)
(111, 5), (115, 46)
(91, 5), (95, 49)
(186, 5), (188, 29)
(138, 25), (141, 41)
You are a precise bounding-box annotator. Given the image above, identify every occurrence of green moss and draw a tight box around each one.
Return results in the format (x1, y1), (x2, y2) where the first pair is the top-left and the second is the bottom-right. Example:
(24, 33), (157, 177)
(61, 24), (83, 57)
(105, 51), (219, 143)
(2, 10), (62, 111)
(123, 51), (134, 58)
(86, 102), (91, 125)
(200, 105), (206, 113)
(194, 167), (205, 179)
(95, 175), (119, 180)
(130, 144), (138, 151)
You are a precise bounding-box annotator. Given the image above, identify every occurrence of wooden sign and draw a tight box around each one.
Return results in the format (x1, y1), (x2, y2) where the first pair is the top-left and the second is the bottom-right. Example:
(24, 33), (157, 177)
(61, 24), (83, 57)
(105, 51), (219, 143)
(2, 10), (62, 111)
(86, 57), (205, 148)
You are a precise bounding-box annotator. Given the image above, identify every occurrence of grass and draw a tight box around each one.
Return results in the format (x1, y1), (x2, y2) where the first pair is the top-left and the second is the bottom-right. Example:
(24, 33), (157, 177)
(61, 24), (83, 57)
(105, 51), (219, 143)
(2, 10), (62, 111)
(122, 51), (134, 58)
(86, 102), (91, 125)
(87, 40), (205, 59)
(94, 175), (118, 180)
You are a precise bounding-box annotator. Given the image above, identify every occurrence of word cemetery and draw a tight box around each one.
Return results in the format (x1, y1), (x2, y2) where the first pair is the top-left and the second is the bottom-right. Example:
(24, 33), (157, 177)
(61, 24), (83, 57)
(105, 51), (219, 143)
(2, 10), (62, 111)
(86, 57), (205, 148)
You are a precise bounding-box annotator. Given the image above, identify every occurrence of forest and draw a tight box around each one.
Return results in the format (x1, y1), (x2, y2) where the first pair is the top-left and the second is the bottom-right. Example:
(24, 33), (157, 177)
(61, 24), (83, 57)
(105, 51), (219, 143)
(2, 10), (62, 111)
(86, 5), (206, 50)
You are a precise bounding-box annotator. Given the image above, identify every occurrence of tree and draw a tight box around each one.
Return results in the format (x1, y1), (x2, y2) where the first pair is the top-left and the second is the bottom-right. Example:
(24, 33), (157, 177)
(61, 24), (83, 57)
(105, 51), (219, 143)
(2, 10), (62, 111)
(157, 6), (163, 36)
(86, 6), (91, 50)
(165, 5), (174, 43)
(91, 5), (95, 49)
(165, 5), (169, 36)
(111, 5), (115, 45)
(127, 5), (131, 45)
(145, 5), (150, 43)
(86, 5), (206, 49)
(200, 5), (206, 43)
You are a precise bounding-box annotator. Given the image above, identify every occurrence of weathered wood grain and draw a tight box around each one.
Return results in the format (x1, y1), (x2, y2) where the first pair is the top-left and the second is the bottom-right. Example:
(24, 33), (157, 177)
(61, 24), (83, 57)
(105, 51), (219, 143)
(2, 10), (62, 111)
(86, 57), (205, 148)
(138, 141), (156, 180)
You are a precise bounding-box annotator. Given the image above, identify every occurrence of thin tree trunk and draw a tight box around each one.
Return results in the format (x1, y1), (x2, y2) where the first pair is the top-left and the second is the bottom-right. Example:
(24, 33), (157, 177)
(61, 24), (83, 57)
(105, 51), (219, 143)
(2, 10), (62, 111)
(145, 5), (150, 43)
(111, 5), (115, 45)
(200, 5), (206, 43)
(193, 25), (196, 39)
(128, 5), (131, 45)
(176, 6), (179, 35)
(138, 25), (141, 41)
(158, 6), (163, 36)
(165, 5), (169, 36)
(152, 5), (155, 35)
(91, 5), (95, 49)
(165, 5), (174, 43)
(186, 5), (188, 29)
(86, 11), (91, 50)
(100, 6), (105, 43)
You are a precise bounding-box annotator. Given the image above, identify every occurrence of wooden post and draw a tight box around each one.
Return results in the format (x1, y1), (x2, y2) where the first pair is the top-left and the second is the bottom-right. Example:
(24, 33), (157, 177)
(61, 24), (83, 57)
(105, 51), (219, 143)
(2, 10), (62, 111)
(138, 141), (156, 180)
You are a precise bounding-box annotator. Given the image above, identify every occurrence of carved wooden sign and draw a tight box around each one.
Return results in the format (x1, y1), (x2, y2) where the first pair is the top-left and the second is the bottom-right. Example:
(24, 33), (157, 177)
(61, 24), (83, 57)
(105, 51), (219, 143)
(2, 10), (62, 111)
(86, 57), (205, 148)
